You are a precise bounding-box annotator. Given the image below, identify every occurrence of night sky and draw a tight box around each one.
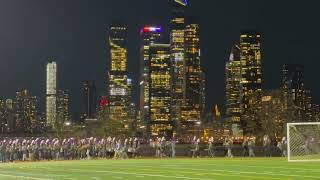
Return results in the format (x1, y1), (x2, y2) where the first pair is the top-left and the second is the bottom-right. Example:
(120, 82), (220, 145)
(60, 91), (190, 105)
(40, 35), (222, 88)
(0, 0), (319, 119)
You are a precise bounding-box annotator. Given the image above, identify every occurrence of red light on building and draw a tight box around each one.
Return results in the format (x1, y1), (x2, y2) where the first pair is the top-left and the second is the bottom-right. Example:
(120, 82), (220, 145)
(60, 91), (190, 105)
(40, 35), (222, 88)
(99, 96), (109, 109)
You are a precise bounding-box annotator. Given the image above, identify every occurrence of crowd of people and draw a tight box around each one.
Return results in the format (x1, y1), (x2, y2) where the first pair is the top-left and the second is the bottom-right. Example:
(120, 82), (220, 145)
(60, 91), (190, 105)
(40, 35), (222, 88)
(0, 135), (291, 163)
(0, 137), (141, 163)
(149, 136), (212, 158)
(149, 137), (177, 158)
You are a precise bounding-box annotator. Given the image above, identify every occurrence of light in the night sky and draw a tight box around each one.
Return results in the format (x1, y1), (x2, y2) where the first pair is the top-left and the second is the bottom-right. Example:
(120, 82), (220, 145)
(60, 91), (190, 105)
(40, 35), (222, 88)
(142, 26), (161, 33)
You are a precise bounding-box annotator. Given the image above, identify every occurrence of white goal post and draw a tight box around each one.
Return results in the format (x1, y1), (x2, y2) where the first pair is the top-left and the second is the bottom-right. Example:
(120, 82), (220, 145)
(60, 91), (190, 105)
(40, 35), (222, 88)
(287, 122), (320, 162)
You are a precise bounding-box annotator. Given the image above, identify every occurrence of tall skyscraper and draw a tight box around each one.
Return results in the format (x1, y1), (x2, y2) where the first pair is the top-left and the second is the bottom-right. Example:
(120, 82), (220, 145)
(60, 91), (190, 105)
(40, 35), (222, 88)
(169, 0), (206, 137)
(82, 80), (97, 120)
(304, 89), (313, 122)
(180, 21), (205, 135)
(46, 61), (57, 128)
(312, 104), (320, 122)
(57, 90), (70, 123)
(15, 89), (39, 133)
(281, 64), (305, 107)
(170, 0), (187, 124)
(240, 31), (262, 134)
(108, 24), (130, 124)
(281, 64), (305, 121)
(139, 25), (162, 130)
(225, 44), (242, 137)
(0, 99), (6, 133)
(5, 99), (15, 133)
(149, 43), (172, 137)
(240, 31), (262, 109)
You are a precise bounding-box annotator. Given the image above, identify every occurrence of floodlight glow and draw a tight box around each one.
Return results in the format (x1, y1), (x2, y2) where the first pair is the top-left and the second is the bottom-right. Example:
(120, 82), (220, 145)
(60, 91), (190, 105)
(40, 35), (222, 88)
(65, 122), (71, 126)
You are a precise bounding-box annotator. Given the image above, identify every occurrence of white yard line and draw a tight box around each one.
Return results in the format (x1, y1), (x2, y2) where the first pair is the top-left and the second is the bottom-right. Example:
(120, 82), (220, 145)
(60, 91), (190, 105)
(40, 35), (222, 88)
(70, 168), (214, 180)
(92, 164), (318, 179)
(109, 167), (280, 180)
(157, 166), (320, 179)
(0, 173), (53, 180)
(135, 175), (145, 178)
(78, 162), (320, 175)
(72, 167), (281, 180)
(72, 160), (320, 173)
(0, 169), (68, 179)
(160, 162), (320, 172)
(11, 159), (319, 179)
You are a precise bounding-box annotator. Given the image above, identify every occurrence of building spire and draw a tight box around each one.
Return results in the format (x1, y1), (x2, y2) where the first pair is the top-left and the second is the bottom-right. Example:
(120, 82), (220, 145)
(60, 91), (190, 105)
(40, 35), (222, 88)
(174, 0), (188, 6)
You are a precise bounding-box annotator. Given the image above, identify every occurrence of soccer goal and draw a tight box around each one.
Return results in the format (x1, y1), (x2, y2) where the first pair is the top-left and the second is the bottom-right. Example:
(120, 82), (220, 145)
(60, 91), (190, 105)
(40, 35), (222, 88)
(287, 122), (320, 162)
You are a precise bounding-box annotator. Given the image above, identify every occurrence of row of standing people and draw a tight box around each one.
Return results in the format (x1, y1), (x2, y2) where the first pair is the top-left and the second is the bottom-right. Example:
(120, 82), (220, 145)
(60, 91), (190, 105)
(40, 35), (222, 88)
(1, 135), (290, 162)
(174, 135), (286, 158)
(0, 137), (141, 163)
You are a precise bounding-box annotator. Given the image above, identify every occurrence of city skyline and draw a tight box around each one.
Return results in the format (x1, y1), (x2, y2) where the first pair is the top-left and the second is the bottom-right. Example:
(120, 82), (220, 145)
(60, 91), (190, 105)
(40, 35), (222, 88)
(0, 0), (320, 118)
(1, 1), (320, 179)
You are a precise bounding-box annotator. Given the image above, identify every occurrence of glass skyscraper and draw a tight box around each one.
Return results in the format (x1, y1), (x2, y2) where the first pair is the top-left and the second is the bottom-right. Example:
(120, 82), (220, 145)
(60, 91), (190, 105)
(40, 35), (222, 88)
(281, 64), (306, 121)
(225, 44), (242, 137)
(281, 64), (305, 106)
(149, 43), (172, 137)
(81, 81), (97, 121)
(15, 89), (38, 133)
(240, 31), (262, 109)
(169, 0), (206, 137)
(57, 90), (70, 124)
(108, 24), (130, 125)
(46, 61), (57, 128)
(237, 31), (262, 135)
(170, 0), (187, 124)
(181, 22), (205, 136)
(139, 26), (162, 135)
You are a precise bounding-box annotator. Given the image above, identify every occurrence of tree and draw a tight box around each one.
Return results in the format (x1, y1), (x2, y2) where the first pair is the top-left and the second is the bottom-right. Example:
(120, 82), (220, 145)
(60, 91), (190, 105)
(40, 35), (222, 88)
(97, 105), (128, 138)
(107, 117), (127, 137)
(242, 89), (298, 141)
(241, 92), (261, 137)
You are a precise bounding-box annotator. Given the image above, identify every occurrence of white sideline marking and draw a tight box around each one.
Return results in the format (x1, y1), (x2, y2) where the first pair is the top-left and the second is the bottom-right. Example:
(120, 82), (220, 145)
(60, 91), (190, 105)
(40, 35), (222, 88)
(158, 166), (320, 179)
(70, 169), (213, 180)
(74, 160), (320, 173)
(82, 162), (320, 174)
(0, 166), (71, 180)
(161, 162), (320, 172)
(68, 163), (318, 179)
(0, 173), (52, 180)
(0, 169), (68, 178)
(18, 160), (319, 179)
(109, 164), (296, 179)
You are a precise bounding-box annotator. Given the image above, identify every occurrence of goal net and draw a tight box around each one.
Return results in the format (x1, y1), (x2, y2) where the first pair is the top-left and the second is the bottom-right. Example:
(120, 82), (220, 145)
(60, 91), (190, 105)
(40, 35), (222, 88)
(287, 122), (320, 162)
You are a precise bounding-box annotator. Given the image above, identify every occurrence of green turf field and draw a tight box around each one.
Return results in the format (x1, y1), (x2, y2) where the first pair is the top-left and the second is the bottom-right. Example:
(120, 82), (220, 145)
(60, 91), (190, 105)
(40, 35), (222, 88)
(0, 158), (319, 180)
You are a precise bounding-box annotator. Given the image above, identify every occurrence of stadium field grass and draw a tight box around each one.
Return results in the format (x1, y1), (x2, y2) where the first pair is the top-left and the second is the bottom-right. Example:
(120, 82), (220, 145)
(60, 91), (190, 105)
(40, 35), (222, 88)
(0, 158), (320, 180)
